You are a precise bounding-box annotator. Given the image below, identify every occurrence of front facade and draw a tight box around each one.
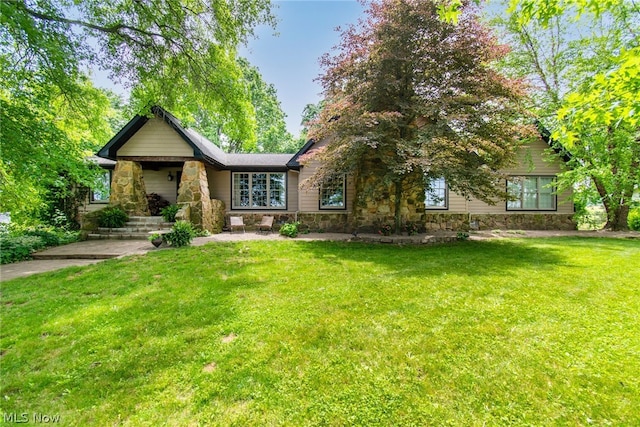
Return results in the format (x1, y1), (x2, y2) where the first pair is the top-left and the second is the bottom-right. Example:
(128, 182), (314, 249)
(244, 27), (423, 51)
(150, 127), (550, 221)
(85, 107), (575, 232)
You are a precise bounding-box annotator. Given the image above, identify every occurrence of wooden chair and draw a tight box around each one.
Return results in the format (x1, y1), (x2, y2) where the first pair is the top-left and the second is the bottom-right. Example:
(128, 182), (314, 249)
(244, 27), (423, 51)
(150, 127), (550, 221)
(229, 216), (245, 233)
(258, 216), (274, 234)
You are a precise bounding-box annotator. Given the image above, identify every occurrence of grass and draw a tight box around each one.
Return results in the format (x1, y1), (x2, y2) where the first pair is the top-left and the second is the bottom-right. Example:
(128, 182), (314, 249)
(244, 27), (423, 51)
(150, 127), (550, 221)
(1, 238), (639, 426)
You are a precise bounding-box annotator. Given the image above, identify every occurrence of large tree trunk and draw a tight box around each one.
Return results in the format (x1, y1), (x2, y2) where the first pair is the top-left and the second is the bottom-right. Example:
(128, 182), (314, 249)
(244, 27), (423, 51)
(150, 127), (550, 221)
(607, 204), (630, 231)
(394, 179), (403, 235)
(593, 176), (630, 231)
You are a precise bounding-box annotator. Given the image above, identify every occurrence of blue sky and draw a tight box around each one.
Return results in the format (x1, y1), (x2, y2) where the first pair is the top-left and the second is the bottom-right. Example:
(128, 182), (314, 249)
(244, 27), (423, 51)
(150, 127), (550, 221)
(242, 0), (366, 135)
(92, 0), (366, 137)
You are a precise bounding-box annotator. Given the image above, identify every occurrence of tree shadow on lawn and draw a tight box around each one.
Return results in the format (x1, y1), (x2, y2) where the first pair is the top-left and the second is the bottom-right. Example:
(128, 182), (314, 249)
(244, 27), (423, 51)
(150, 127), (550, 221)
(291, 238), (575, 279)
(0, 244), (271, 418)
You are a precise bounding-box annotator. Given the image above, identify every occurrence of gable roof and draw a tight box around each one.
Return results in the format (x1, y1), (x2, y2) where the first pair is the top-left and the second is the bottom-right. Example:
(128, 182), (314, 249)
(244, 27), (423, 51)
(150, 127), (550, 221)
(97, 106), (296, 169)
(535, 121), (572, 163)
(287, 139), (316, 170)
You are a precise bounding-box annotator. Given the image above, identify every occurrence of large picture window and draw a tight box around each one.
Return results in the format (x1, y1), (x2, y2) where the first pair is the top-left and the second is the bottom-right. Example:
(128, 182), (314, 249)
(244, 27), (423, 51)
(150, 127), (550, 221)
(91, 170), (111, 203)
(320, 176), (346, 210)
(425, 177), (447, 209)
(507, 176), (556, 210)
(232, 172), (286, 209)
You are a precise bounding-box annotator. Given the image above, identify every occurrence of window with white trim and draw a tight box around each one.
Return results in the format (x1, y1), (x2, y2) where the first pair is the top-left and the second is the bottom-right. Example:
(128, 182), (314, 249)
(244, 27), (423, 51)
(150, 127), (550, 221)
(320, 176), (346, 209)
(507, 176), (556, 210)
(91, 170), (111, 203)
(425, 177), (447, 209)
(232, 172), (286, 209)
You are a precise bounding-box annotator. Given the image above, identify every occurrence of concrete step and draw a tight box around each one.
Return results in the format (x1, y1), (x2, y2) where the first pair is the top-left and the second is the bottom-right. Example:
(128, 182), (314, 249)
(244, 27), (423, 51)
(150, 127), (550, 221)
(127, 216), (168, 224)
(97, 226), (173, 233)
(33, 252), (118, 260)
(87, 233), (151, 241)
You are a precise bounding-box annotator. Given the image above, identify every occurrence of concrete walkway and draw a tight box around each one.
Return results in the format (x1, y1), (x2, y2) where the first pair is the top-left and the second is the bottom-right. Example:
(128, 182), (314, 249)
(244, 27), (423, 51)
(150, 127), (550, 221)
(2, 229), (638, 282)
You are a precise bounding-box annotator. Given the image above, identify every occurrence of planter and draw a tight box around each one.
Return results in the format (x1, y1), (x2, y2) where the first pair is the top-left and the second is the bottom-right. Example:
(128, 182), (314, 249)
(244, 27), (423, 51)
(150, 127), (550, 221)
(151, 237), (163, 248)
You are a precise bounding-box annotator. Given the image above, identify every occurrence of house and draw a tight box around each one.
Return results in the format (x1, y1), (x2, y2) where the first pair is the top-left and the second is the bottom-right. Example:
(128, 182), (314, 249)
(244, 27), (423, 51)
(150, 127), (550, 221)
(84, 106), (575, 233)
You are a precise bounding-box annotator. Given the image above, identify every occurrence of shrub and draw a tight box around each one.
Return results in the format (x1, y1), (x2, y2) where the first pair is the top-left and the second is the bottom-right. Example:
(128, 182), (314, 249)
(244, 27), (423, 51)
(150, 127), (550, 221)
(404, 222), (420, 236)
(164, 221), (196, 247)
(0, 235), (46, 264)
(147, 193), (170, 216)
(23, 227), (61, 246)
(378, 224), (393, 236)
(279, 222), (300, 238)
(0, 225), (81, 264)
(161, 204), (180, 223)
(98, 206), (129, 228)
(629, 209), (640, 231)
(457, 231), (470, 241)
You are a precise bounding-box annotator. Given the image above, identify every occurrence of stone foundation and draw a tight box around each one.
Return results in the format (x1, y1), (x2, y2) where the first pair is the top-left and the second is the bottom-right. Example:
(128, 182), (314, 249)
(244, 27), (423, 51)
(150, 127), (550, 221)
(470, 213), (576, 230)
(423, 213), (470, 231)
(110, 160), (150, 216)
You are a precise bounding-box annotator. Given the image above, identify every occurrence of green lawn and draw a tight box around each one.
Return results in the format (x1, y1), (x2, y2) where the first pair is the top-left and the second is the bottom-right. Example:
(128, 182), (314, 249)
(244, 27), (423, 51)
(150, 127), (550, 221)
(1, 238), (639, 426)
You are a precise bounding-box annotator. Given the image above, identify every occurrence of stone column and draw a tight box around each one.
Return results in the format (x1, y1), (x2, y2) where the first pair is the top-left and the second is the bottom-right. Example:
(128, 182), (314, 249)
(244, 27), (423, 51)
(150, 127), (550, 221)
(110, 160), (150, 216)
(177, 160), (214, 232)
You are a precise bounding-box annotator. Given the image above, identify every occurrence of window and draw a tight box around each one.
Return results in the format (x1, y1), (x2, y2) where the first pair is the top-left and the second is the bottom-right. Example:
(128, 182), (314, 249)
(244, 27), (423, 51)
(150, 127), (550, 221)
(232, 172), (286, 209)
(320, 176), (346, 209)
(425, 177), (447, 209)
(507, 176), (556, 210)
(91, 170), (111, 203)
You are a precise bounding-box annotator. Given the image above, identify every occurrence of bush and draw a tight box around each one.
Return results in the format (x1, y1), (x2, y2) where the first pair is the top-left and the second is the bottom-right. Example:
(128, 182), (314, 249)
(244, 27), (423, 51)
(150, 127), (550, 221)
(147, 193), (170, 216)
(161, 204), (180, 223)
(0, 225), (80, 264)
(164, 221), (196, 247)
(0, 235), (46, 264)
(279, 222), (300, 238)
(98, 206), (129, 228)
(629, 209), (640, 231)
(378, 224), (393, 236)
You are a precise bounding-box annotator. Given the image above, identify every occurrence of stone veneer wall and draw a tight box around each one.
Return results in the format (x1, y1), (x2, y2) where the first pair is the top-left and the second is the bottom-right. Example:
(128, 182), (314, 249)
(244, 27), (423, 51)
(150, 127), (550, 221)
(422, 213), (576, 231)
(470, 213), (576, 230)
(352, 166), (426, 232)
(210, 200), (226, 234)
(177, 160), (214, 232)
(110, 160), (150, 216)
(224, 212), (353, 232)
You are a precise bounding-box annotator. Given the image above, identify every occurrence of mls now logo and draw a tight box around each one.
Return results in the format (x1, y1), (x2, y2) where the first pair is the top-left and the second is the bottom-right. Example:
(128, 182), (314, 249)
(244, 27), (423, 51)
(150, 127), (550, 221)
(3, 412), (61, 423)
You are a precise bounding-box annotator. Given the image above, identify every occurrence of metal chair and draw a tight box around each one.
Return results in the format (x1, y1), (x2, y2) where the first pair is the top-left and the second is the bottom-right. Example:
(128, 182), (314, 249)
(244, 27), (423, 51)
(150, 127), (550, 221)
(257, 216), (274, 234)
(229, 216), (245, 233)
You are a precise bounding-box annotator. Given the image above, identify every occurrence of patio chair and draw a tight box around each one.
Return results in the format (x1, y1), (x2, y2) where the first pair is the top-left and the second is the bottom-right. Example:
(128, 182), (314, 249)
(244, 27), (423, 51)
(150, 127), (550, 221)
(257, 216), (274, 234)
(229, 216), (245, 233)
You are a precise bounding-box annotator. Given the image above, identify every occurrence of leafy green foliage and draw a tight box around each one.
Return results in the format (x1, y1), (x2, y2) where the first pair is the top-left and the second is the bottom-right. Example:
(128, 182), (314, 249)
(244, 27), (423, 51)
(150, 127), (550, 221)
(1, 239), (639, 424)
(279, 222), (300, 238)
(97, 206), (129, 229)
(160, 205), (180, 223)
(490, 0), (639, 230)
(164, 220), (196, 247)
(0, 225), (80, 264)
(0, 68), (115, 223)
(628, 209), (640, 231)
(192, 58), (298, 153)
(307, 0), (530, 233)
(0, 0), (275, 224)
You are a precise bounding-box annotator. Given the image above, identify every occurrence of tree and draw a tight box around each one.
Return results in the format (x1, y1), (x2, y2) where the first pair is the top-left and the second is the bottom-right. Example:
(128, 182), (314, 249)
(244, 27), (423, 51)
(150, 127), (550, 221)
(192, 58), (297, 153)
(0, 67), (116, 224)
(0, 0), (274, 223)
(490, 0), (639, 230)
(1, 0), (274, 140)
(305, 0), (531, 233)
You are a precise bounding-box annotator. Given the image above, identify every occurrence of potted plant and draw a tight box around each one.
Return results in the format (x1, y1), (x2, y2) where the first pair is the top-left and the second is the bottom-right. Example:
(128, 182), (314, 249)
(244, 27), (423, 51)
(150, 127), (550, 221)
(148, 232), (163, 248)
